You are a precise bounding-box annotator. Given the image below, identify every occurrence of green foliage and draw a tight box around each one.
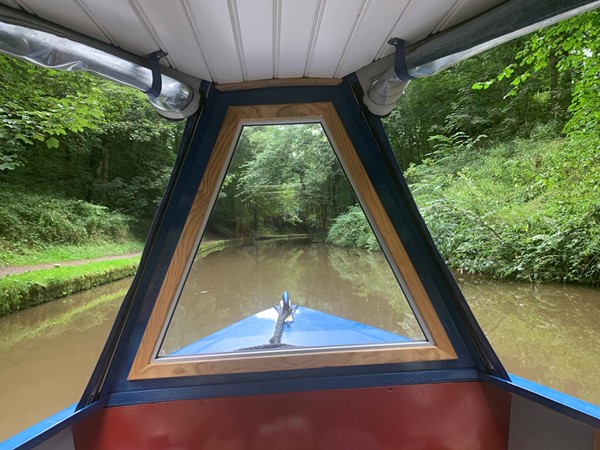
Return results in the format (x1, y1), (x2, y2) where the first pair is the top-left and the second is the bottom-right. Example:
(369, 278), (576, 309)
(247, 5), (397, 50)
(385, 10), (600, 170)
(209, 124), (356, 238)
(0, 55), (104, 170)
(474, 10), (600, 136)
(406, 136), (600, 284)
(0, 54), (181, 240)
(0, 257), (139, 316)
(0, 184), (134, 256)
(327, 205), (379, 252)
(383, 37), (545, 169)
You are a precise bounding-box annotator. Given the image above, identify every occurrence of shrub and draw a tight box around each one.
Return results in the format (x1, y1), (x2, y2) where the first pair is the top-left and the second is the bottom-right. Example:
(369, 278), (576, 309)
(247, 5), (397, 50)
(0, 184), (133, 252)
(407, 136), (600, 284)
(327, 205), (380, 252)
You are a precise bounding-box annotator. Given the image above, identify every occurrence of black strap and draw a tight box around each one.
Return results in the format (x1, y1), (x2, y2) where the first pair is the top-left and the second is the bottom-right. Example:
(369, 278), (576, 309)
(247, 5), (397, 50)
(145, 51), (166, 97)
(388, 38), (413, 81)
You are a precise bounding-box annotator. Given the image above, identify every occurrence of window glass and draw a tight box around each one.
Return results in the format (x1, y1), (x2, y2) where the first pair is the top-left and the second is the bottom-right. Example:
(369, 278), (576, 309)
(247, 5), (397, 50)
(0, 54), (182, 439)
(383, 13), (600, 406)
(159, 124), (424, 357)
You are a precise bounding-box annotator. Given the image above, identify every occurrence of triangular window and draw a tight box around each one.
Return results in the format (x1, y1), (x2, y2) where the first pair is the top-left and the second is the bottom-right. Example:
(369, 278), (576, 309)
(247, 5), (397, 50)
(159, 123), (424, 357)
(130, 103), (455, 379)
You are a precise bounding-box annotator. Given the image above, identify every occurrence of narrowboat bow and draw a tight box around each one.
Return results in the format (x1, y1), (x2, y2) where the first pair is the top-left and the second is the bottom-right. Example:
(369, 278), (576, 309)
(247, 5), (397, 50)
(1, 0), (599, 449)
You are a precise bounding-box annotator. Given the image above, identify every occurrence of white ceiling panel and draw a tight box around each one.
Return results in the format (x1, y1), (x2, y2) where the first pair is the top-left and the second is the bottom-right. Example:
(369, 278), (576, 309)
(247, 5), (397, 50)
(185, 0), (243, 84)
(237, 0), (273, 81)
(132, 0), (211, 80)
(307, 0), (365, 78)
(278, 0), (320, 78)
(19, 0), (109, 42)
(0, 0), (541, 83)
(78, 0), (158, 55)
(335, 0), (411, 77)
(377, 0), (458, 59)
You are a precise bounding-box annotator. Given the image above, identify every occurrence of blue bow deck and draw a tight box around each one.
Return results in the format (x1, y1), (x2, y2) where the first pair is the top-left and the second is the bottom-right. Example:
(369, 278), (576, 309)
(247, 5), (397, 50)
(170, 306), (411, 356)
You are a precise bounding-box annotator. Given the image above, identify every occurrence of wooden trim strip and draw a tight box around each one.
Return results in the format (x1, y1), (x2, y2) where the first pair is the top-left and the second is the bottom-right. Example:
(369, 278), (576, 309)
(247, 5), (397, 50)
(593, 429), (600, 450)
(130, 109), (242, 378)
(129, 102), (456, 380)
(215, 77), (342, 92)
(321, 107), (455, 356)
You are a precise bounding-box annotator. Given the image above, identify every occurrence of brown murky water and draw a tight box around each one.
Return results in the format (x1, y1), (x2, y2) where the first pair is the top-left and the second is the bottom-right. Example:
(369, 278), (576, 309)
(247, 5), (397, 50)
(161, 241), (423, 355)
(1, 242), (599, 441)
(0, 279), (130, 441)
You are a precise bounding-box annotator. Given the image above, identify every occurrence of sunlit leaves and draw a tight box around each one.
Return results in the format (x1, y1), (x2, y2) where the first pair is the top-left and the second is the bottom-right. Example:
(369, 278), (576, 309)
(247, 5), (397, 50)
(0, 55), (105, 169)
(474, 10), (600, 136)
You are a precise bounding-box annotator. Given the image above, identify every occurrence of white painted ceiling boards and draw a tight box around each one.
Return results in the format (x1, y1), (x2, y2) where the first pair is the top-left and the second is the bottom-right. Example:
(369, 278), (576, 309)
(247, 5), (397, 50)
(1, 0), (506, 84)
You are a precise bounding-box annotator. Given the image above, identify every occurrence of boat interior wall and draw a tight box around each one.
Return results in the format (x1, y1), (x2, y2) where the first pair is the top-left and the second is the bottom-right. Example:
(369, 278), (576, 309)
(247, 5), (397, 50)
(508, 396), (598, 450)
(69, 383), (511, 450)
(30, 429), (74, 450)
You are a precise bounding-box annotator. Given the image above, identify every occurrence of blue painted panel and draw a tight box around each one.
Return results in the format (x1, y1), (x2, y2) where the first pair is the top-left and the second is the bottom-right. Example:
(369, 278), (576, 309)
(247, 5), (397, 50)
(1, 398), (107, 450)
(107, 368), (480, 406)
(481, 373), (600, 429)
(171, 306), (411, 356)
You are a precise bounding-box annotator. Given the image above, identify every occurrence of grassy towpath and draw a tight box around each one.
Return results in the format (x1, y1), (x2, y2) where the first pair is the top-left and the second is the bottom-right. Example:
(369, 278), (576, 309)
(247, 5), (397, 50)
(0, 252), (141, 278)
(0, 238), (236, 317)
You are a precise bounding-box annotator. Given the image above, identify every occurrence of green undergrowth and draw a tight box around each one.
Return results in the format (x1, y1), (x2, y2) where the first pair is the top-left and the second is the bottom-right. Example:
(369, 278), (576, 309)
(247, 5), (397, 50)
(0, 183), (137, 264)
(405, 134), (600, 284)
(0, 257), (139, 316)
(327, 205), (379, 252)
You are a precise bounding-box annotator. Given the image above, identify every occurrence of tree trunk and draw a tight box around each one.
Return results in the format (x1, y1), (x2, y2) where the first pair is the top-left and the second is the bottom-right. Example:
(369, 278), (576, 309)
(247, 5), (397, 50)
(548, 50), (560, 119)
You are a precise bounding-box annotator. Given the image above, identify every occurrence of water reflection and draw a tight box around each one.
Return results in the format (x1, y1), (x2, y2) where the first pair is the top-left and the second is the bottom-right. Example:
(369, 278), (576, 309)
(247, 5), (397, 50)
(160, 240), (424, 355)
(458, 275), (600, 405)
(0, 279), (128, 441)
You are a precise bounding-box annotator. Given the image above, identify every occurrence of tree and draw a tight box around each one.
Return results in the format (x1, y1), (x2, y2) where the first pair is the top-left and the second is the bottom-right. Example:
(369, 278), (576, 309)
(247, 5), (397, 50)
(474, 10), (599, 136)
(0, 55), (103, 170)
(207, 124), (356, 238)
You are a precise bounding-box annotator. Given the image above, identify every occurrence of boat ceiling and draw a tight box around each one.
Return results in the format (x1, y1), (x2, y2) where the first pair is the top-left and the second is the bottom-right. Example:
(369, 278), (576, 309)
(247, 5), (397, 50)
(0, 0), (506, 84)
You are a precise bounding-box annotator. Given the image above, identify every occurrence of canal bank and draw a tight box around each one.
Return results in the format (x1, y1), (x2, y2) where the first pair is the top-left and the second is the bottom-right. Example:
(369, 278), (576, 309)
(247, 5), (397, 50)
(0, 239), (240, 317)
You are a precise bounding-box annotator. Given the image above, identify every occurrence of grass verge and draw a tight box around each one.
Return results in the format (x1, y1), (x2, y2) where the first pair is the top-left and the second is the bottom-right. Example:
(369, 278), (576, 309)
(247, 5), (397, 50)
(0, 239), (240, 317)
(1, 241), (144, 267)
(0, 257), (140, 317)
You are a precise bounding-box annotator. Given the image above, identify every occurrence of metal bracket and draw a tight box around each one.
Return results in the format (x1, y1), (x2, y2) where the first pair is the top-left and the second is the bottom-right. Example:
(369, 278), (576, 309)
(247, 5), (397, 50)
(388, 38), (413, 81)
(145, 50), (167, 97)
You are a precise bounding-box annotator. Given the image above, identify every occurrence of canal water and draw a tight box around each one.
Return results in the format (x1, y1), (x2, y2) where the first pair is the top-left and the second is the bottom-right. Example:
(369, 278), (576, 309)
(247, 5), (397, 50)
(1, 241), (599, 441)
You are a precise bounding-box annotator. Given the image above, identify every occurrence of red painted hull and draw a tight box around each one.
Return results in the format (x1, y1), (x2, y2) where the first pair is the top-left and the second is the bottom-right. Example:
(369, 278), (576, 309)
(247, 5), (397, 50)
(73, 382), (510, 450)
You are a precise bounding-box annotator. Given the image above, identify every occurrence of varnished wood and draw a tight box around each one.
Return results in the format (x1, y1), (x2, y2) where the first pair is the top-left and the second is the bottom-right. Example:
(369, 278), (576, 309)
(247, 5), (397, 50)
(135, 345), (455, 379)
(321, 107), (455, 356)
(215, 78), (342, 92)
(130, 109), (241, 378)
(130, 102), (457, 380)
(594, 429), (600, 450)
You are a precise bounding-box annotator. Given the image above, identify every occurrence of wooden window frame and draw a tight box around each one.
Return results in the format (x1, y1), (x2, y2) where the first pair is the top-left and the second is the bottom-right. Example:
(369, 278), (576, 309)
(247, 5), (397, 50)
(129, 102), (457, 380)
